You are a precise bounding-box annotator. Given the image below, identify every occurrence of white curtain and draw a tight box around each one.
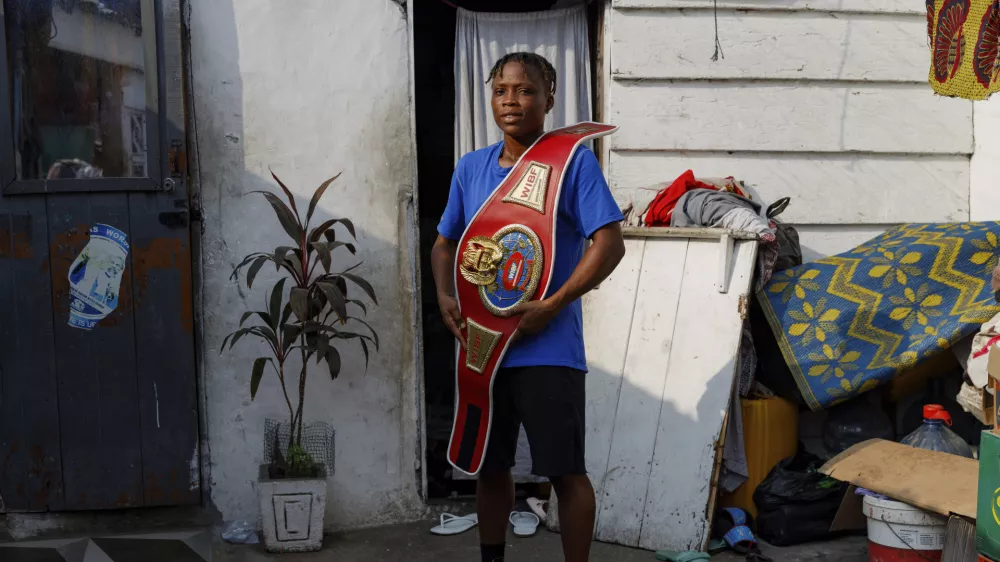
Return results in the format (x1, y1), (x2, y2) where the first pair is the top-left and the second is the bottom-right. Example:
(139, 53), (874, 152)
(454, 6), (593, 163)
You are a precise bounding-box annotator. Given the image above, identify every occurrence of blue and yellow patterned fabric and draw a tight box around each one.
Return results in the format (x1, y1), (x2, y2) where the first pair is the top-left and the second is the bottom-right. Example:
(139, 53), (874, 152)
(758, 223), (1000, 411)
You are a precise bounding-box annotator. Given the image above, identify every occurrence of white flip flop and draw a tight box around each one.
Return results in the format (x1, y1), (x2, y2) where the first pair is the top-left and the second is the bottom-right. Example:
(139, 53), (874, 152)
(430, 513), (478, 536)
(509, 511), (540, 537)
(527, 497), (548, 520)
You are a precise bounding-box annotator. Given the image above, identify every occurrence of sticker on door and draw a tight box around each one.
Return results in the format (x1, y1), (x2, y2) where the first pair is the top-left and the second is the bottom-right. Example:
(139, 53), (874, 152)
(67, 224), (129, 330)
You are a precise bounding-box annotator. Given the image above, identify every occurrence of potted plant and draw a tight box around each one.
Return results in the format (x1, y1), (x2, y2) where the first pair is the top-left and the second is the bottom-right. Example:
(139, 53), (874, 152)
(223, 171), (379, 553)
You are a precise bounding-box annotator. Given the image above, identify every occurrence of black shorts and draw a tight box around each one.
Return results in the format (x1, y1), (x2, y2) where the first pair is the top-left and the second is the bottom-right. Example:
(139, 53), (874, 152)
(481, 365), (587, 477)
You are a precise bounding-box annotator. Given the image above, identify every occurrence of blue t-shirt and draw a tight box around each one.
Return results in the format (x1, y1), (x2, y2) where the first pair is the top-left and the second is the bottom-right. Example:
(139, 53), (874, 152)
(437, 141), (624, 371)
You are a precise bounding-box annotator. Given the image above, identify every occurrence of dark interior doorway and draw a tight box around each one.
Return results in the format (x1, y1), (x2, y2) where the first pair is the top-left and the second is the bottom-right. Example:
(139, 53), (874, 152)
(414, 0), (602, 498)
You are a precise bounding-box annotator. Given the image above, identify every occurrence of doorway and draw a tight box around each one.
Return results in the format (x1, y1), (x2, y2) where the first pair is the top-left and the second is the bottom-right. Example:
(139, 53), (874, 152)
(413, 0), (604, 498)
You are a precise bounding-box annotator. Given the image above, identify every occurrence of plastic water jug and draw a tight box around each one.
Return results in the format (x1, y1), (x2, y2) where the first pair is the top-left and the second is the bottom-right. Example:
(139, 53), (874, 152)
(899, 404), (974, 458)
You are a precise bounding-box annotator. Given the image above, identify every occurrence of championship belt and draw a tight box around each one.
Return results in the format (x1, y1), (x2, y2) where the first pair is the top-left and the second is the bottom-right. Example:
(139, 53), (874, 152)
(448, 122), (618, 475)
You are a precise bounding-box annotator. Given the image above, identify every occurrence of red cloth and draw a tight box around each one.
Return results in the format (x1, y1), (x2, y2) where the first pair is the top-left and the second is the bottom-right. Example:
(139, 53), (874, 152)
(643, 170), (720, 227)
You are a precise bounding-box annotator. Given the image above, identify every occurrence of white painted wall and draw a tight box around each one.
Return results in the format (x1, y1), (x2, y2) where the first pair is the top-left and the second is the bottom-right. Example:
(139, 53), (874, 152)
(972, 98), (1000, 221)
(603, 0), (984, 260)
(189, 0), (423, 530)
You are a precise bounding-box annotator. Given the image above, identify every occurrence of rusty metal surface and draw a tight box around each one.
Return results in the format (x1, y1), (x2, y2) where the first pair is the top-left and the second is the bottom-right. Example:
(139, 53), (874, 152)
(0, 200), (65, 512)
(0, 191), (199, 511)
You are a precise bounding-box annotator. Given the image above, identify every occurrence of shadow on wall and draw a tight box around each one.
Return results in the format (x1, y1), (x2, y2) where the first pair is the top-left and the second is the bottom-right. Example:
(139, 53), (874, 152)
(190, 0), (422, 531)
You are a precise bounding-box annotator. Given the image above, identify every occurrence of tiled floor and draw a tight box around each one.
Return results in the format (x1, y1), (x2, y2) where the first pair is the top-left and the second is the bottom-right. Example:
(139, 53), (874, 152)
(0, 530), (210, 562)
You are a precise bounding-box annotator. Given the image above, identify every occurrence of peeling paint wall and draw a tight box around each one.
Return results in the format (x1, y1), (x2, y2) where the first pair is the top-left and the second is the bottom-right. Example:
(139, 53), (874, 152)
(188, 0), (424, 529)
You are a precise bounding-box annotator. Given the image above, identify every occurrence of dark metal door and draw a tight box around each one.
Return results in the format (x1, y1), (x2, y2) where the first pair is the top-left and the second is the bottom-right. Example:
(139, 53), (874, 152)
(0, 0), (199, 511)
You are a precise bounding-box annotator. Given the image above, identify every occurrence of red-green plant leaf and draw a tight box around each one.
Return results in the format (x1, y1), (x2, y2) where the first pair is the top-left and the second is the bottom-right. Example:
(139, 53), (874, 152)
(307, 173), (342, 223)
(310, 242), (333, 273)
(269, 169), (300, 221)
(281, 301), (294, 327)
(337, 218), (356, 240)
(249, 326), (279, 348)
(246, 255), (269, 289)
(317, 281), (348, 321)
(290, 287), (309, 321)
(347, 299), (367, 316)
(359, 338), (370, 371)
(273, 246), (295, 271)
(308, 218), (355, 243)
(253, 191), (303, 243)
(225, 328), (253, 351)
(282, 324), (301, 353)
(250, 357), (268, 400)
(308, 219), (337, 243)
(326, 346), (342, 380)
(341, 272), (378, 305)
(231, 252), (264, 280)
(268, 278), (287, 330)
(239, 311), (254, 326)
(347, 316), (380, 350)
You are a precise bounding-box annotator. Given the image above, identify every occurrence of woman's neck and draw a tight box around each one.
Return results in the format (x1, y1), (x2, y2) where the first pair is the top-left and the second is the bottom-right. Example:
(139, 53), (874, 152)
(500, 130), (543, 166)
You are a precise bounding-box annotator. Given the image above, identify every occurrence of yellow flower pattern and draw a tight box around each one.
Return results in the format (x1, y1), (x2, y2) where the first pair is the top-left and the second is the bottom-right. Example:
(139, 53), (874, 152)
(888, 284), (944, 331)
(769, 268), (821, 304)
(787, 297), (840, 346)
(971, 232), (999, 275)
(806, 342), (861, 385)
(868, 249), (923, 290)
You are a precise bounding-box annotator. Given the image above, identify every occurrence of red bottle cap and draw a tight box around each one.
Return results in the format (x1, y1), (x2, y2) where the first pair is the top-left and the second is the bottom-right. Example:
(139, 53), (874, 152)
(923, 404), (952, 426)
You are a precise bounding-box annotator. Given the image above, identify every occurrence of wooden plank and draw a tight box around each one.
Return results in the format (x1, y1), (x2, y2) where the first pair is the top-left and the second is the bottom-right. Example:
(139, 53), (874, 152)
(0, 199), (64, 511)
(595, 239), (688, 547)
(128, 193), (200, 506)
(612, 10), (927, 82)
(608, 81), (973, 154)
(49, 194), (144, 509)
(608, 151), (970, 224)
(613, 0), (923, 14)
(582, 238), (645, 514)
(638, 239), (757, 552)
(623, 227), (759, 241)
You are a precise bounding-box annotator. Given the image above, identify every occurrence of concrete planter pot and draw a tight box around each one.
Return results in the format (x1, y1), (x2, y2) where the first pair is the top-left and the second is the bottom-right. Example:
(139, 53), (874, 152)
(258, 465), (327, 553)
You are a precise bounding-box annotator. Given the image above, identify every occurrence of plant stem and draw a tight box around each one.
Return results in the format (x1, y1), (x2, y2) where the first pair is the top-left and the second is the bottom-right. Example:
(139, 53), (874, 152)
(296, 344), (307, 445)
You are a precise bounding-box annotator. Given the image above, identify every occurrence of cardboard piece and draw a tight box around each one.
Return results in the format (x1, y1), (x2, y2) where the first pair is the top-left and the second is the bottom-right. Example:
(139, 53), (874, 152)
(821, 439), (978, 520)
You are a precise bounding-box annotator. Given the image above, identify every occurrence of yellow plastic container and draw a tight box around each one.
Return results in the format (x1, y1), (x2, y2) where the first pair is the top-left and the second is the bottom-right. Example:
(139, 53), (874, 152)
(721, 396), (799, 518)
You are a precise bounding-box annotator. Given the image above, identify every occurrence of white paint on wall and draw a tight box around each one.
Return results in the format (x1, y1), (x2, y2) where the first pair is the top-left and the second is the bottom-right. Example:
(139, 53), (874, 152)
(972, 98), (1000, 221)
(796, 225), (891, 263)
(188, 0), (423, 530)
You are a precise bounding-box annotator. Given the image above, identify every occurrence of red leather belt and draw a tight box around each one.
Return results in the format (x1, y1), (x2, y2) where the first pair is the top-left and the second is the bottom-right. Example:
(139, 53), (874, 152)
(448, 122), (618, 475)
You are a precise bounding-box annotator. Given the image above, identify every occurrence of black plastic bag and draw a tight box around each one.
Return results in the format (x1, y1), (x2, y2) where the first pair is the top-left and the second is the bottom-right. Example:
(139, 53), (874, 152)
(752, 447), (848, 546)
(766, 198), (802, 272)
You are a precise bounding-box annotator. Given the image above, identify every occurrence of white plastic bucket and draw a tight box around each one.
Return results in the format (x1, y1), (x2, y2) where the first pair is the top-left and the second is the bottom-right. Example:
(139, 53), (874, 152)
(863, 495), (946, 561)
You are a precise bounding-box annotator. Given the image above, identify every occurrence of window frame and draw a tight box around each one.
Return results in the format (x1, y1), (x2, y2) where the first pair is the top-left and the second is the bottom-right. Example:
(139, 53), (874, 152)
(0, 0), (178, 195)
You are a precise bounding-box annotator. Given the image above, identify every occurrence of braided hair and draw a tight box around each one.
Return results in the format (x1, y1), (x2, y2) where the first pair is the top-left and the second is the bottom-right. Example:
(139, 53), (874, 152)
(486, 52), (557, 96)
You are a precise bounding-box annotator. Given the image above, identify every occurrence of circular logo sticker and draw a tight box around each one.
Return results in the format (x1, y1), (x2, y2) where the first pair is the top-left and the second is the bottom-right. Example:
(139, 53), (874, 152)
(478, 225), (543, 316)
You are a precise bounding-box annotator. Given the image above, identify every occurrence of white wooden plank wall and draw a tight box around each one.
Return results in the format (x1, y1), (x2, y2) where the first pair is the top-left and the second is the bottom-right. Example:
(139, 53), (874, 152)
(605, 0), (977, 259)
(584, 236), (756, 551)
